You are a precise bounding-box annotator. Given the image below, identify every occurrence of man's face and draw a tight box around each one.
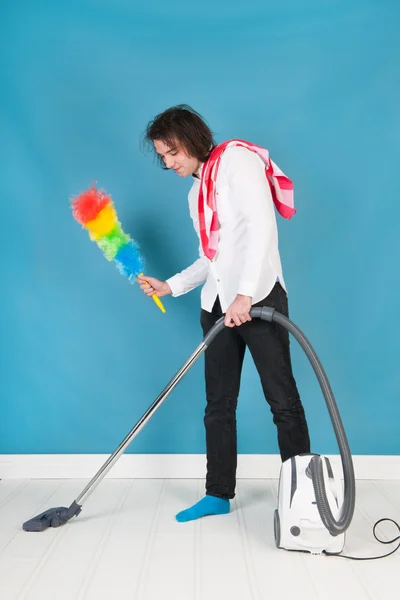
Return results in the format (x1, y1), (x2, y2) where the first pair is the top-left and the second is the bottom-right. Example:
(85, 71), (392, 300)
(153, 139), (202, 178)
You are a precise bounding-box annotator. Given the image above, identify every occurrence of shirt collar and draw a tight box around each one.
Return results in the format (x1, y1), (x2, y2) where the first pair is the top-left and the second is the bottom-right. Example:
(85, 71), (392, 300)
(193, 163), (204, 180)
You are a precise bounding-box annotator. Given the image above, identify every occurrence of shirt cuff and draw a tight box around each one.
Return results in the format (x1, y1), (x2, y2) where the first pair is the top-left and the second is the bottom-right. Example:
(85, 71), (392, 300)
(165, 274), (186, 297)
(237, 281), (256, 298)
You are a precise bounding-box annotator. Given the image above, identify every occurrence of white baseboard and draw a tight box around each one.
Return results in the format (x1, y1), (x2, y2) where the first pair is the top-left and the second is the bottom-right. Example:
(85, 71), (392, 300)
(0, 454), (399, 480)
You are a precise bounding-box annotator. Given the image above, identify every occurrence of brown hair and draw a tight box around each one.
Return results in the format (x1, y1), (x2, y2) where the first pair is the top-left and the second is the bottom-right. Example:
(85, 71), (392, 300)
(143, 104), (216, 168)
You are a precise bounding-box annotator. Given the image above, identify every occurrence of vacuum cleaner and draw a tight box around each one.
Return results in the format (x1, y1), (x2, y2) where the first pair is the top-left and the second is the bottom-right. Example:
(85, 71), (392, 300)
(23, 307), (356, 555)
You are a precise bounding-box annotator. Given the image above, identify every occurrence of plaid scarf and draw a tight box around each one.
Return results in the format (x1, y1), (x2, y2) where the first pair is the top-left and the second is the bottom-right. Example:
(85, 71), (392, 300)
(198, 139), (295, 260)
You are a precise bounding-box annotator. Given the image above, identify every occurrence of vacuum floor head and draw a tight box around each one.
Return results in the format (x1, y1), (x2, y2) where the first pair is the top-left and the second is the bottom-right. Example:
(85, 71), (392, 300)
(23, 502), (82, 532)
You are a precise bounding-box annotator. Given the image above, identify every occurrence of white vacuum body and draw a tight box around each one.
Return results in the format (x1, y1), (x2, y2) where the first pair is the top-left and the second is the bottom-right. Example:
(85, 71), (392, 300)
(274, 454), (345, 554)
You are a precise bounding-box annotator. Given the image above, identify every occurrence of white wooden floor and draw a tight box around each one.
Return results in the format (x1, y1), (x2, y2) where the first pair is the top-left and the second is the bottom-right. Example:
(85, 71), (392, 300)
(0, 478), (399, 600)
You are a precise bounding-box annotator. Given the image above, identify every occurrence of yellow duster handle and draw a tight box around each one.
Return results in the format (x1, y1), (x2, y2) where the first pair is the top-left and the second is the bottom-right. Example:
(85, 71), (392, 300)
(139, 273), (166, 313)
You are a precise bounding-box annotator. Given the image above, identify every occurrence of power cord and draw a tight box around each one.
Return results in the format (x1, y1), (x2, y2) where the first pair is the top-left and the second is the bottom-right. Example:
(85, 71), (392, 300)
(324, 518), (400, 560)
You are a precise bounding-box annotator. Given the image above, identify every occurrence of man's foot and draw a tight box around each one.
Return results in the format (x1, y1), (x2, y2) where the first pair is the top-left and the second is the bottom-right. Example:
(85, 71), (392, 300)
(175, 495), (230, 522)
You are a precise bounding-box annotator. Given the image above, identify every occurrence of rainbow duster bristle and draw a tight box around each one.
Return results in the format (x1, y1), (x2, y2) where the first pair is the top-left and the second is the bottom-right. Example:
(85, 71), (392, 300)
(71, 187), (111, 224)
(71, 185), (145, 281)
(71, 185), (166, 312)
(97, 224), (130, 261)
(115, 240), (145, 281)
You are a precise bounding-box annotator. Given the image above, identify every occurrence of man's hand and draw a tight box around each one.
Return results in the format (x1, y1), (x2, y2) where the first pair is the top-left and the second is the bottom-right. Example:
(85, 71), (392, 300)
(224, 294), (252, 327)
(136, 275), (172, 298)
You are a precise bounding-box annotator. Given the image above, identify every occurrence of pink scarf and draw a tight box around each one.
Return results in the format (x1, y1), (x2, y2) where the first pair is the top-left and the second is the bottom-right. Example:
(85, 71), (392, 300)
(198, 139), (295, 261)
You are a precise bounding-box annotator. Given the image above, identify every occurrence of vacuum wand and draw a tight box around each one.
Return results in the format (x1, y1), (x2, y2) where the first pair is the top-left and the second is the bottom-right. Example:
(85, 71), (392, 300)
(23, 341), (207, 532)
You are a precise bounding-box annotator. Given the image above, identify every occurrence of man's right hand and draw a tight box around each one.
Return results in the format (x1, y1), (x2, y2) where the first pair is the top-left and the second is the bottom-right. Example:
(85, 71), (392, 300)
(136, 275), (172, 298)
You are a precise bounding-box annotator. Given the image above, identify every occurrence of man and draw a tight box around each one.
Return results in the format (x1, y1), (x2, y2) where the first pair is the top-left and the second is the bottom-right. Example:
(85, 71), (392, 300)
(138, 104), (311, 522)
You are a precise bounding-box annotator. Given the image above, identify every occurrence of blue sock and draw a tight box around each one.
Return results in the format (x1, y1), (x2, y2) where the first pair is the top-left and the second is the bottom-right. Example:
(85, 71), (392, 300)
(175, 495), (230, 522)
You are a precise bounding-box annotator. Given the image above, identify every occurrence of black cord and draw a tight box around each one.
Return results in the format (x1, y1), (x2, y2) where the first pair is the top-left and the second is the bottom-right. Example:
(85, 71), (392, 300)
(324, 518), (400, 560)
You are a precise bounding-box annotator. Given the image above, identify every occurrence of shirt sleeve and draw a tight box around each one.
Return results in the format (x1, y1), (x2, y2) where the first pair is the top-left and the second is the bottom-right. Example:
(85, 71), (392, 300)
(166, 257), (208, 297)
(225, 146), (277, 298)
(165, 187), (209, 297)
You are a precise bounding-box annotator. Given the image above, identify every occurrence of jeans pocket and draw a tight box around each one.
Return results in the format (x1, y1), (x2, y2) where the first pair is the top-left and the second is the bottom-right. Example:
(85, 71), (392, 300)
(276, 284), (289, 317)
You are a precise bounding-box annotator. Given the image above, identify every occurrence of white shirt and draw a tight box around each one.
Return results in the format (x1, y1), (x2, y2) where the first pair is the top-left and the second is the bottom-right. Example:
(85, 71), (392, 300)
(166, 146), (287, 313)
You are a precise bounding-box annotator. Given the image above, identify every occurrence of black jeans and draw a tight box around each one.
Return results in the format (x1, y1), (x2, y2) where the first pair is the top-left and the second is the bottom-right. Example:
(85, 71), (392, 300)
(200, 282), (310, 499)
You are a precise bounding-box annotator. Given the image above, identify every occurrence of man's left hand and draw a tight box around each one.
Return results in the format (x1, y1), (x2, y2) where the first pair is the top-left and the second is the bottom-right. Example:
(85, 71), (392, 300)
(224, 295), (252, 327)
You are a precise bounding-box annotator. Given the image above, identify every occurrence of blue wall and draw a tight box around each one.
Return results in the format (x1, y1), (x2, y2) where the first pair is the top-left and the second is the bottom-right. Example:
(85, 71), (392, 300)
(1, 0), (399, 455)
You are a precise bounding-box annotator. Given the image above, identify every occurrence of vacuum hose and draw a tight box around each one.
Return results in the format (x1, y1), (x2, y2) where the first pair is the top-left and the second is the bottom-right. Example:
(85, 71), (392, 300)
(204, 306), (356, 537)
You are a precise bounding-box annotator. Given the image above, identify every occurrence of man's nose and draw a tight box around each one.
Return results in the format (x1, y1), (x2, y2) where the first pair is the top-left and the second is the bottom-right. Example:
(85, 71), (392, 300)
(165, 156), (175, 169)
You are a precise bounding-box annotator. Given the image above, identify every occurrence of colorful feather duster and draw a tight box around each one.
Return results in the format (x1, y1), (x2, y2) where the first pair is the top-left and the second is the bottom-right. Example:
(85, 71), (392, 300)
(71, 185), (166, 313)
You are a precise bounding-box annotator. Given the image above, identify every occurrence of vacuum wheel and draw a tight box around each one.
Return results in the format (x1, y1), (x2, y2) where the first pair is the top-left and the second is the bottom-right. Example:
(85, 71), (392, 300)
(273, 509), (281, 548)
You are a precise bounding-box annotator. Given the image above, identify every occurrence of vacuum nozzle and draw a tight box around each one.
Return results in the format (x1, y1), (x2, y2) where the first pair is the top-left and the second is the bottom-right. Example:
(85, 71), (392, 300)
(23, 501), (82, 532)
